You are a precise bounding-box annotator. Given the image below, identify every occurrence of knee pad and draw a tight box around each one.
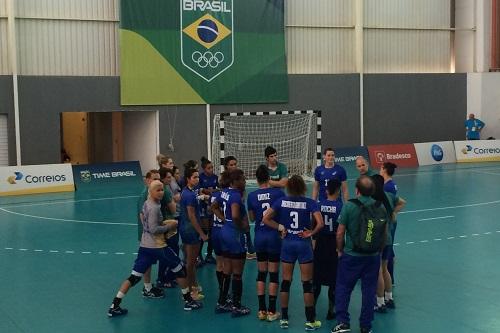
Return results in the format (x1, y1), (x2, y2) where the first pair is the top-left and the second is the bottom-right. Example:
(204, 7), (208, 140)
(280, 280), (291, 293)
(173, 265), (187, 279)
(127, 274), (141, 286)
(302, 280), (313, 294)
(269, 272), (279, 284)
(256, 271), (267, 282)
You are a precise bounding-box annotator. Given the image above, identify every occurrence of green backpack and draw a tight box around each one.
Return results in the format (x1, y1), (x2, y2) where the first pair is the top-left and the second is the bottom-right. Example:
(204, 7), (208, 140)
(349, 199), (388, 254)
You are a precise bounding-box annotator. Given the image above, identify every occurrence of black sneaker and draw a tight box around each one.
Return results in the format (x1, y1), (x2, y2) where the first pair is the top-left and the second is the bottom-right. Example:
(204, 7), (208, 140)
(331, 323), (350, 333)
(231, 305), (251, 317)
(184, 299), (203, 311)
(374, 304), (387, 313)
(385, 299), (395, 309)
(215, 302), (232, 314)
(360, 328), (373, 333)
(142, 287), (165, 298)
(108, 305), (128, 317)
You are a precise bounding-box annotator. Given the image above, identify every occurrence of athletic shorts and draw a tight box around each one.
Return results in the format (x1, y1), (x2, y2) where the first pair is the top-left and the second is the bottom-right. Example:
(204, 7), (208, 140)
(211, 226), (224, 256)
(281, 239), (313, 264)
(133, 246), (181, 274)
(180, 227), (201, 245)
(254, 230), (282, 256)
(221, 225), (246, 255)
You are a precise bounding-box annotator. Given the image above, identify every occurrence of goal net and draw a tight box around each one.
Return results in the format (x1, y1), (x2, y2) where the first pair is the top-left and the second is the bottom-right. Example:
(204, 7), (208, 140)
(211, 110), (321, 181)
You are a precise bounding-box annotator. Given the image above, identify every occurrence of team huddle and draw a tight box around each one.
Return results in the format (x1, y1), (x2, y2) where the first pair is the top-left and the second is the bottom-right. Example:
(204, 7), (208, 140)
(107, 147), (406, 333)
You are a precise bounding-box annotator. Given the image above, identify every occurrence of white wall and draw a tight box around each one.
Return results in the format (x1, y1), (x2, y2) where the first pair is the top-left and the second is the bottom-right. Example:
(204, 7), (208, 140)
(123, 111), (159, 174)
(467, 73), (500, 139)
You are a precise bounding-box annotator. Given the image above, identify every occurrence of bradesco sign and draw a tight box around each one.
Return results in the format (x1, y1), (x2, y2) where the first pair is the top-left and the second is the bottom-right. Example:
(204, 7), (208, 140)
(454, 140), (500, 162)
(0, 163), (75, 196)
(367, 144), (418, 168)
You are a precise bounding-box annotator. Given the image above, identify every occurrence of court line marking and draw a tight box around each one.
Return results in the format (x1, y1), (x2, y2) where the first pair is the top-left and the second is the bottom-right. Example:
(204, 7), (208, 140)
(0, 207), (136, 226)
(418, 215), (454, 221)
(4, 229), (498, 255)
(1, 196), (500, 226)
(346, 166), (500, 181)
(0, 195), (140, 209)
(470, 170), (500, 176)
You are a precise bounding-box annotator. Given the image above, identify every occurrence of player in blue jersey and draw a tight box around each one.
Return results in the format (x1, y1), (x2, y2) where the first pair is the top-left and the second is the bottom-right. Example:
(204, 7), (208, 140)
(247, 165), (286, 322)
(313, 179), (343, 320)
(108, 180), (202, 317)
(211, 169), (251, 317)
(380, 162), (398, 195)
(199, 156), (219, 264)
(179, 168), (208, 301)
(380, 162), (398, 285)
(370, 175), (405, 313)
(223, 155), (257, 260)
(210, 172), (230, 300)
(312, 148), (349, 202)
(263, 175), (325, 331)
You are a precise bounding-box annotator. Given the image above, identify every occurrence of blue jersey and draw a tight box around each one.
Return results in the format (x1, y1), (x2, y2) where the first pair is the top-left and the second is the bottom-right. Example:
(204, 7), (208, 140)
(199, 172), (218, 192)
(247, 187), (286, 233)
(210, 191), (224, 228)
(179, 187), (200, 232)
(272, 196), (319, 241)
(314, 164), (347, 201)
(465, 118), (485, 139)
(318, 199), (342, 236)
(218, 188), (247, 229)
(384, 180), (398, 195)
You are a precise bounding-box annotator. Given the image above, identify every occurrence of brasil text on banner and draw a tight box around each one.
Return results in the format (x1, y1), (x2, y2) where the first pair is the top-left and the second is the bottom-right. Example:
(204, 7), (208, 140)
(120, 0), (288, 105)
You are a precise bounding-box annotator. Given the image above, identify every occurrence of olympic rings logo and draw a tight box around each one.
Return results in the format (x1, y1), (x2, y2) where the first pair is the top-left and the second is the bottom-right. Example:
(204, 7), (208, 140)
(191, 51), (224, 68)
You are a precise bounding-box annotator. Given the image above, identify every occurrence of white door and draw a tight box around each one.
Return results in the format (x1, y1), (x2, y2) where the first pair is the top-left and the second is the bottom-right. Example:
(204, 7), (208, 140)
(0, 115), (8, 166)
(122, 111), (159, 174)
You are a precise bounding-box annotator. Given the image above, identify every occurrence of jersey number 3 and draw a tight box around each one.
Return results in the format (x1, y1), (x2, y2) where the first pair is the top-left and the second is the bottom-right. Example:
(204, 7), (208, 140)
(290, 211), (299, 229)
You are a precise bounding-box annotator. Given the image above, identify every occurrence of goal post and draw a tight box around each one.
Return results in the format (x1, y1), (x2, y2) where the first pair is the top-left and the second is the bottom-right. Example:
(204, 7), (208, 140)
(211, 110), (322, 181)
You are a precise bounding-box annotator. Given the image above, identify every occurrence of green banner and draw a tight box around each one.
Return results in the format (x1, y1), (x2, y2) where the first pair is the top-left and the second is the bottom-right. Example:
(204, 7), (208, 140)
(120, 0), (288, 105)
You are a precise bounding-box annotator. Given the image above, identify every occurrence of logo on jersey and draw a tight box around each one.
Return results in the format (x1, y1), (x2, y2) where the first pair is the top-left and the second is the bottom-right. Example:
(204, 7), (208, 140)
(181, 0), (234, 82)
(430, 144), (444, 161)
(461, 145), (473, 155)
(80, 170), (92, 183)
(6, 172), (23, 185)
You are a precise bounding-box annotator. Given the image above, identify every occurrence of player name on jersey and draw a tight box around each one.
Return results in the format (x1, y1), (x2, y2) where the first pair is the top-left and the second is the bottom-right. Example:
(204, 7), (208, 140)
(281, 201), (306, 209)
(321, 205), (337, 213)
(257, 193), (271, 201)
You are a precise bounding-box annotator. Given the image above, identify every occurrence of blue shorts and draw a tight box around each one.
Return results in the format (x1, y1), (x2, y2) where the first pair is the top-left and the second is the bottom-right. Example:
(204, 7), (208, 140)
(133, 246), (181, 274)
(281, 239), (313, 264)
(221, 225), (246, 255)
(180, 227), (201, 245)
(211, 226), (224, 256)
(254, 230), (282, 256)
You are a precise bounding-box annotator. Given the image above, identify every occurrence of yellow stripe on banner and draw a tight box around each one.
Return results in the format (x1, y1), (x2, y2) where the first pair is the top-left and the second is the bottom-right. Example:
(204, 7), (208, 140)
(0, 184), (75, 197)
(457, 156), (500, 163)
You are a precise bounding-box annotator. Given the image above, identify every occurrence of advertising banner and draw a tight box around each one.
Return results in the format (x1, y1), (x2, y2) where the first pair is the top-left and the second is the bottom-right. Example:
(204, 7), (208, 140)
(72, 161), (143, 191)
(0, 164), (74, 196)
(120, 0), (288, 105)
(367, 144), (418, 168)
(333, 146), (370, 176)
(414, 141), (456, 165)
(454, 140), (500, 162)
